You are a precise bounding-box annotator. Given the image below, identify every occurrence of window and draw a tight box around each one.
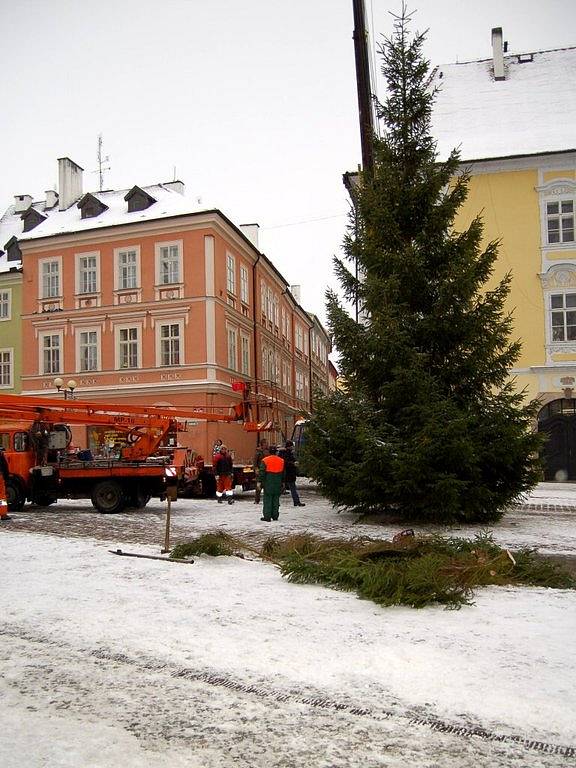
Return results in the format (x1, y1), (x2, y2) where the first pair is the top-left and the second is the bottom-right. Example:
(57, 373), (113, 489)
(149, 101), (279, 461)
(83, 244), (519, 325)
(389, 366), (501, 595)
(78, 254), (98, 294)
(295, 324), (304, 352)
(240, 334), (250, 375)
(240, 265), (249, 304)
(282, 361), (292, 394)
(226, 253), (236, 295)
(118, 327), (139, 369)
(296, 370), (304, 399)
(159, 323), (181, 366)
(79, 330), (98, 372)
(0, 290), (11, 320)
(118, 250), (138, 289)
(41, 260), (60, 298)
(159, 245), (180, 284)
(227, 326), (237, 370)
(0, 349), (12, 388)
(547, 200), (575, 244)
(273, 296), (279, 328)
(14, 432), (28, 451)
(551, 293), (576, 341)
(41, 334), (61, 374)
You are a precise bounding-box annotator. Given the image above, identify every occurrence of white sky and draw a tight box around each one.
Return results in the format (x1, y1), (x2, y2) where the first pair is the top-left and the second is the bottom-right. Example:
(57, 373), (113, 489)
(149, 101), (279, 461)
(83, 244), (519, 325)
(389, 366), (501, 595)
(1, 0), (575, 325)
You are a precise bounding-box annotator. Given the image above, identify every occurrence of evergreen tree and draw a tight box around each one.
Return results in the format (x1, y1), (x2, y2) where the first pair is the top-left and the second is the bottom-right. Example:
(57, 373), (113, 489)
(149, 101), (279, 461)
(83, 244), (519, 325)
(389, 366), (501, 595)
(304, 7), (542, 523)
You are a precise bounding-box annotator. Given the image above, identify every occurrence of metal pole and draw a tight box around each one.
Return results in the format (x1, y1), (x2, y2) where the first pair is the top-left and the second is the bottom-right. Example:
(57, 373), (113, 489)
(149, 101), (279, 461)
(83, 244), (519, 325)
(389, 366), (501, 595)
(162, 495), (171, 554)
(352, 0), (375, 177)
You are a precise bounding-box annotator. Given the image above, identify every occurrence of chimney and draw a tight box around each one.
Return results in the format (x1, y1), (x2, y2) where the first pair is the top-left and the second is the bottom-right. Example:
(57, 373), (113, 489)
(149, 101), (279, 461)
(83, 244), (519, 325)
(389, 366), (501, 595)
(492, 27), (505, 81)
(290, 285), (301, 303)
(14, 194), (32, 213)
(45, 190), (59, 209)
(58, 157), (84, 210)
(240, 223), (260, 248)
(162, 180), (185, 195)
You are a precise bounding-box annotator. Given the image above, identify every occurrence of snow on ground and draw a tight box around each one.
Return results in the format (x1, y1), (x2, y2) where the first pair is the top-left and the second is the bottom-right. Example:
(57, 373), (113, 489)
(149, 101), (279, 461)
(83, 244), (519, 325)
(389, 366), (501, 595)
(1, 481), (575, 767)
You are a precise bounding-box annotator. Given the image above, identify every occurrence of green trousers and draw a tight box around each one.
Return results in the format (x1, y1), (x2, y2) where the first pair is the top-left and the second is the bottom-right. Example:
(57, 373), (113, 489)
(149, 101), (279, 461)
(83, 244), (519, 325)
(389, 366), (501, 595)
(262, 492), (281, 520)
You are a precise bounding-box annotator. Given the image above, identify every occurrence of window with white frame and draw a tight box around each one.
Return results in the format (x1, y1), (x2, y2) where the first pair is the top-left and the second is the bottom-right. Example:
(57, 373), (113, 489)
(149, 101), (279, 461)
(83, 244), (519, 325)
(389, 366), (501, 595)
(296, 370), (304, 399)
(78, 330), (99, 372)
(295, 323), (304, 352)
(0, 289), (11, 320)
(158, 244), (181, 285)
(77, 254), (98, 294)
(547, 200), (575, 244)
(240, 265), (249, 304)
(0, 349), (13, 388)
(226, 253), (236, 295)
(240, 334), (250, 375)
(117, 327), (139, 369)
(117, 249), (138, 289)
(282, 360), (291, 393)
(550, 292), (576, 341)
(41, 333), (61, 374)
(261, 345), (270, 380)
(227, 326), (237, 370)
(41, 260), (60, 298)
(159, 323), (181, 366)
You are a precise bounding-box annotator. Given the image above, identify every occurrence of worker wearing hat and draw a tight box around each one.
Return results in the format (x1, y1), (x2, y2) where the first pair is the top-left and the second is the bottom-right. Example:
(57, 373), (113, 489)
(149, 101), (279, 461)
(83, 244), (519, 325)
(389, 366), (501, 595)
(258, 445), (285, 521)
(214, 445), (235, 504)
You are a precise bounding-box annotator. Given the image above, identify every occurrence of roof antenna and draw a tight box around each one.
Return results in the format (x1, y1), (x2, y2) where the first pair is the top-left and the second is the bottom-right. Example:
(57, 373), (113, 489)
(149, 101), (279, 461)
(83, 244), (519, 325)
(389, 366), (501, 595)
(173, 165), (177, 181)
(96, 134), (111, 191)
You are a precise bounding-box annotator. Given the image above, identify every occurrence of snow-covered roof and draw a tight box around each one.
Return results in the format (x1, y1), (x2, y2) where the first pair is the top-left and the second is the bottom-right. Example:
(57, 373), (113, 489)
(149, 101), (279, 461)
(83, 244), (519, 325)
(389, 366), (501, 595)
(19, 182), (205, 242)
(430, 46), (576, 162)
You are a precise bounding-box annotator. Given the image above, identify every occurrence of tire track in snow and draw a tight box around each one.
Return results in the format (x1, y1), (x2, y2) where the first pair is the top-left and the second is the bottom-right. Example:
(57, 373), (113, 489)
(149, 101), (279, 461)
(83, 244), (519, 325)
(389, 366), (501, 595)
(2, 623), (574, 759)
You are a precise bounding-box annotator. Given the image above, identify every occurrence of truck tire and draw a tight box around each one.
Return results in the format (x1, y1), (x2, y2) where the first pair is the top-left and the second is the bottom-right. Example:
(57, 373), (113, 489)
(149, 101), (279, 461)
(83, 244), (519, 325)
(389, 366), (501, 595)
(127, 487), (151, 510)
(91, 480), (126, 514)
(200, 470), (216, 498)
(33, 495), (57, 507)
(7, 479), (25, 511)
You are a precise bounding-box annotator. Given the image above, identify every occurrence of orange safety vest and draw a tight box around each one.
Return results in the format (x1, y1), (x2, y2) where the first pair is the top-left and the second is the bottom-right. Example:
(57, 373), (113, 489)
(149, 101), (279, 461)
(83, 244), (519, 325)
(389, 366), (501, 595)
(262, 454), (284, 474)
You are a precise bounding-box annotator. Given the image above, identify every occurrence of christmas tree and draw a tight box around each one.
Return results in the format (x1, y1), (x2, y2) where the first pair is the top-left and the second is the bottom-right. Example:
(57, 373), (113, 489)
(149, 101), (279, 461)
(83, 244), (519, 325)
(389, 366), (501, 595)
(304, 7), (542, 523)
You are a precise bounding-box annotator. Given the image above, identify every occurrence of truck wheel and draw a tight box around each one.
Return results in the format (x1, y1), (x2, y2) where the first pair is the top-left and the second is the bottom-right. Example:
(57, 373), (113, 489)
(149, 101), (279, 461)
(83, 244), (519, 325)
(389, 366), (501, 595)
(33, 495), (57, 507)
(7, 479), (25, 511)
(128, 488), (151, 510)
(91, 480), (126, 514)
(200, 470), (216, 498)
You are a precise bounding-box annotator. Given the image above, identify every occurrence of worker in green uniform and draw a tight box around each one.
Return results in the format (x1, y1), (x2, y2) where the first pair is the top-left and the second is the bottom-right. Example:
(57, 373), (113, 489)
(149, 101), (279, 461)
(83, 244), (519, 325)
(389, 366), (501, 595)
(258, 445), (285, 521)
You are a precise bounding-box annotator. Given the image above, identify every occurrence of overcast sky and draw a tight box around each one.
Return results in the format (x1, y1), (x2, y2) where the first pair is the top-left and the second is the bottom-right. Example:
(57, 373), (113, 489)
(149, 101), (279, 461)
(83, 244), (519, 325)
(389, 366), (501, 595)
(1, 0), (575, 325)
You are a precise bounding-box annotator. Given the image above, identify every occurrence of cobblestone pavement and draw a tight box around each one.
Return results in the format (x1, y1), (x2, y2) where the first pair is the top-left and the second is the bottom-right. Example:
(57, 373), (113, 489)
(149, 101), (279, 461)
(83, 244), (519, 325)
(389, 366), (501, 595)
(3, 481), (576, 558)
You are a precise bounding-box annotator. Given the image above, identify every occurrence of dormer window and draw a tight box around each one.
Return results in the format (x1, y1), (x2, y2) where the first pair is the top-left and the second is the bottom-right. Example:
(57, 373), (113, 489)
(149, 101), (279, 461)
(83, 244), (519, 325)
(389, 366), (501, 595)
(124, 185), (157, 213)
(21, 207), (47, 233)
(4, 237), (22, 263)
(77, 193), (109, 220)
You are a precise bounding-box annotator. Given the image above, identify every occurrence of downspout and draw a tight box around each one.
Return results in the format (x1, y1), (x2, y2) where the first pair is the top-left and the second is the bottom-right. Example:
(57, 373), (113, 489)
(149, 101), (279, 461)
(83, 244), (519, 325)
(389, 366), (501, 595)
(252, 253), (261, 428)
(308, 325), (313, 413)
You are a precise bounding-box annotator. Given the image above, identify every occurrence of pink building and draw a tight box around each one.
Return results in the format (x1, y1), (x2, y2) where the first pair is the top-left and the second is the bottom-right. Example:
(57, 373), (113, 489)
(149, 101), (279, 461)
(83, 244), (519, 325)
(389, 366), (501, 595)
(12, 158), (331, 462)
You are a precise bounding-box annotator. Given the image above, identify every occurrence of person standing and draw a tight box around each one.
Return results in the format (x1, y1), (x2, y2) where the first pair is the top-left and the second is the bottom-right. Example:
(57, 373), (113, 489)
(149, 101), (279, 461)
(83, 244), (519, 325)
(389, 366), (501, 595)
(0, 446), (11, 520)
(253, 438), (269, 504)
(282, 440), (305, 507)
(259, 445), (285, 521)
(214, 445), (235, 504)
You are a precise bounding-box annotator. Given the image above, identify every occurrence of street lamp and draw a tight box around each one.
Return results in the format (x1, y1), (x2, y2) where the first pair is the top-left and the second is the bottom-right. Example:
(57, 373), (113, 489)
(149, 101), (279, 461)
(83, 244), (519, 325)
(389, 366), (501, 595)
(54, 377), (78, 399)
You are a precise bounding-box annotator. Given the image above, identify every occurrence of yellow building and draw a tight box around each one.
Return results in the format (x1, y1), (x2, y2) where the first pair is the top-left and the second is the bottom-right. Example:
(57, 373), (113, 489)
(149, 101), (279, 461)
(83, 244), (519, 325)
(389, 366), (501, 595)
(430, 29), (576, 479)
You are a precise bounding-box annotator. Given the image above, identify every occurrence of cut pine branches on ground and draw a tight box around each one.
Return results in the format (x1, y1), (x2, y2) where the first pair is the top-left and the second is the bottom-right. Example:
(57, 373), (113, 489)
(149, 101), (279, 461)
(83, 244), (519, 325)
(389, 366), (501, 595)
(170, 531), (575, 609)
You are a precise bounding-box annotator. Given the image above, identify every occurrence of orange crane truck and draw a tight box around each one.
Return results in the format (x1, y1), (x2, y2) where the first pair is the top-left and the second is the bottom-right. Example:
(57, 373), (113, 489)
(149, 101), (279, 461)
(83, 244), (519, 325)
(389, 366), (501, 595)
(0, 393), (246, 513)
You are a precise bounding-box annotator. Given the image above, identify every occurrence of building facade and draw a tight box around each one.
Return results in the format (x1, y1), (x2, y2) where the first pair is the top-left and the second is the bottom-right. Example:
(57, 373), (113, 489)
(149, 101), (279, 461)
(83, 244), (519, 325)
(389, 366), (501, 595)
(2, 158), (331, 462)
(430, 31), (576, 479)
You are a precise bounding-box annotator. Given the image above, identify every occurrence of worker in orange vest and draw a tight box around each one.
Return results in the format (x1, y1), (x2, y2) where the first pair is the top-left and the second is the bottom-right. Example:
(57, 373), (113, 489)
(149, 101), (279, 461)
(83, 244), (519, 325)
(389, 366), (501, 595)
(0, 446), (11, 521)
(258, 445), (285, 522)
